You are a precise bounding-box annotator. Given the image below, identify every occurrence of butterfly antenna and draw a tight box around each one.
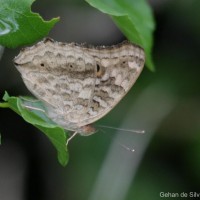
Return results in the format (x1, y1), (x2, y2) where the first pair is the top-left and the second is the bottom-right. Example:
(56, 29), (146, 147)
(97, 126), (137, 152)
(97, 125), (145, 134)
(66, 131), (78, 146)
(119, 143), (135, 152)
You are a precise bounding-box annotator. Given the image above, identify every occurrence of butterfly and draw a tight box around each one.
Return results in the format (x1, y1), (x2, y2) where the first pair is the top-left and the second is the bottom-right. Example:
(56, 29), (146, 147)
(14, 38), (145, 138)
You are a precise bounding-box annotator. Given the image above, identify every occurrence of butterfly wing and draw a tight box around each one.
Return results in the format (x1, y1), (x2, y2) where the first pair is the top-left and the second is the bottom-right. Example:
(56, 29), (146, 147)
(78, 41), (145, 127)
(14, 39), (96, 130)
(14, 39), (145, 133)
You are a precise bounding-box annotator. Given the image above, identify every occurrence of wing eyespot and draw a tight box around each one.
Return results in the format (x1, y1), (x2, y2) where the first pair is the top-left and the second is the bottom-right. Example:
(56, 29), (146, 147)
(96, 64), (105, 78)
(97, 64), (100, 72)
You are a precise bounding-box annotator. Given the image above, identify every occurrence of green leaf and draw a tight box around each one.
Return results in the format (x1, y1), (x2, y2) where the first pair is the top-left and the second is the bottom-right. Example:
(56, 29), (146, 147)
(1, 92), (69, 166)
(85, 0), (155, 70)
(0, 0), (59, 48)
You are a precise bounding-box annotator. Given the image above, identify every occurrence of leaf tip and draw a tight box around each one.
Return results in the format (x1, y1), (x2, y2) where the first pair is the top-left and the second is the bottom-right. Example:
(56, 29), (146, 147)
(3, 91), (10, 101)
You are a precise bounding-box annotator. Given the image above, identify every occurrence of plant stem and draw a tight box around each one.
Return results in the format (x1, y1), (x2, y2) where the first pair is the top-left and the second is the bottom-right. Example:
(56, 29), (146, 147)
(0, 102), (10, 108)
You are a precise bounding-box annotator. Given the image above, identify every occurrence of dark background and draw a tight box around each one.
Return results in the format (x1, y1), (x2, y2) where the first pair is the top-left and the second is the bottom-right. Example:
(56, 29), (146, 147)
(0, 0), (200, 199)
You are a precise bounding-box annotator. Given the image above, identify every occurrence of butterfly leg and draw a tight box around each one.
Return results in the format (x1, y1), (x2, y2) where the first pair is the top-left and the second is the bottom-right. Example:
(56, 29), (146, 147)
(19, 96), (41, 103)
(19, 97), (46, 113)
(22, 105), (45, 113)
(66, 131), (78, 146)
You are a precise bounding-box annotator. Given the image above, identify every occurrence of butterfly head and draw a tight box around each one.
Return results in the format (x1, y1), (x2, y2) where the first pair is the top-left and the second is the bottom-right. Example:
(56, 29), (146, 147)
(79, 124), (97, 136)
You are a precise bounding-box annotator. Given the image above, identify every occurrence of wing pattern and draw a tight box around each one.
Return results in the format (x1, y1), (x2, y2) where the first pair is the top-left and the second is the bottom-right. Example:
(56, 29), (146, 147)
(14, 38), (145, 133)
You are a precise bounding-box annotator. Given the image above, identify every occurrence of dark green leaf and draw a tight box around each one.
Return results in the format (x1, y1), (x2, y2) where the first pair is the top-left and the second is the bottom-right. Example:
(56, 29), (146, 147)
(85, 0), (155, 70)
(0, 0), (59, 48)
(1, 92), (69, 166)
